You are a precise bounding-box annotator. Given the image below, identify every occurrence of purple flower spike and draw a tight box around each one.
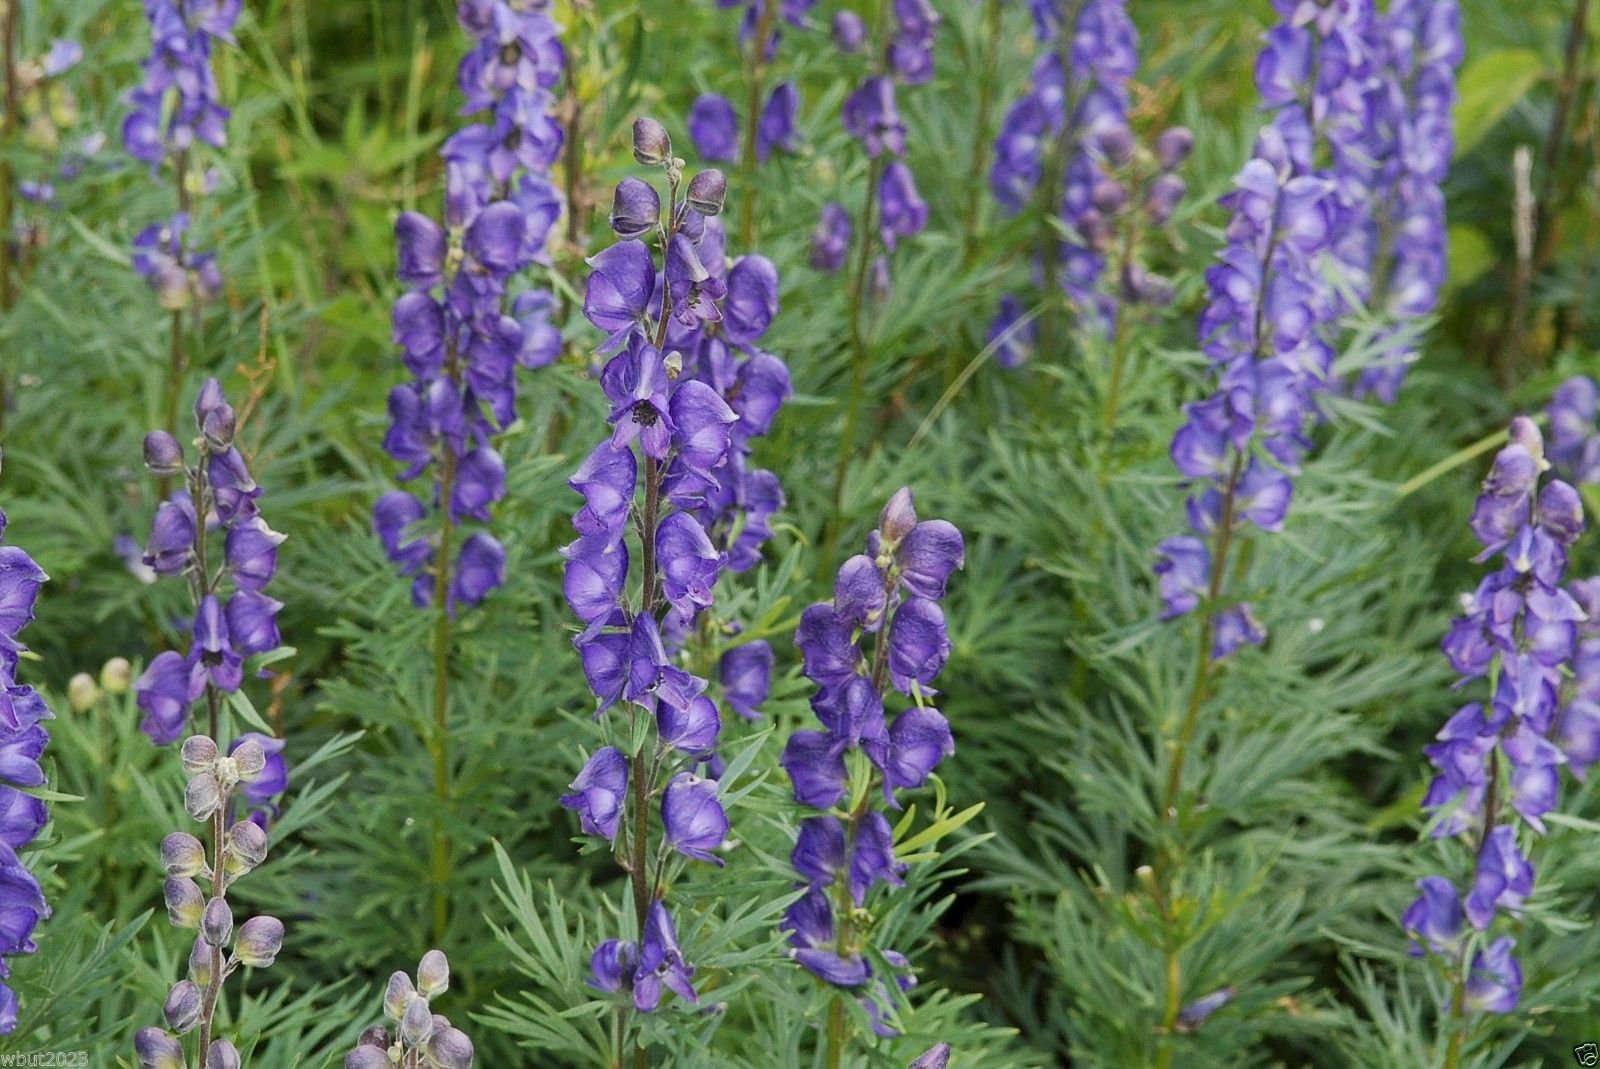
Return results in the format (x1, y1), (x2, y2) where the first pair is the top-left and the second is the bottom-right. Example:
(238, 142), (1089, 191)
(810, 203), (852, 273)
(559, 747), (629, 841)
(719, 641), (772, 720)
(688, 94), (739, 163)
(757, 82), (799, 162)
(661, 773), (728, 865)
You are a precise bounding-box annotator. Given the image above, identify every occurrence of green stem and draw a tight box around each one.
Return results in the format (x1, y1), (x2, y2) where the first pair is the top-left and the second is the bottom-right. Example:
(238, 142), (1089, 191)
(1391, 417), (1540, 501)
(958, 0), (1002, 268)
(823, 154), (885, 571)
(739, 1), (779, 249)
(428, 441), (457, 945)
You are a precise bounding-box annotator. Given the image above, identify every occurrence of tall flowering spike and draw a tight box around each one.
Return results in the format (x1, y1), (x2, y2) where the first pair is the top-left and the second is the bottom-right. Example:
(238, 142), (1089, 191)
(373, 0), (566, 609)
(570, 118), (793, 1045)
(783, 489), (961, 1032)
(348, 951), (474, 1069)
(127, 382), (288, 1061)
(123, 0), (240, 311)
(988, 0), (1177, 351)
(1406, 415), (1592, 1027)
(0, 499), (53, 1033)
(1354, 0), (1464, 401)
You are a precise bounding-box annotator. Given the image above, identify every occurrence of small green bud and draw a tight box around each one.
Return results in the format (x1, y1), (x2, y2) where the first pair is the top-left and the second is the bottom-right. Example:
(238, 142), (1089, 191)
(417, 949), (450, 998)
(101, 656), (133, 694)
(67, 672), (99, 712)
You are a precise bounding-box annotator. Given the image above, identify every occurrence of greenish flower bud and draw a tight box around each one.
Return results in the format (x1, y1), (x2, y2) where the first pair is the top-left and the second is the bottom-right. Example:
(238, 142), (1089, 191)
(181, 735), (218, 775)
(428, 1027), (473, 1069)
(417, 949), (449, 997)
(164, 877), (204, 929)
(206, 1039), (240, 1069)
(224, 820), (268, 877)
(189, 936), (213, 986)
(161, 832), (207, 878)
(185, 773), (222, 822)
(134, 1028), (186, 1069)
(231, 739), (266, 782)
(632, 117), (671, 166)
(201, 897), (233, 947)
(685, 169), (726, 217)
(67, 672), (99, 712)
(163, 979), (202, 1034)
(101, 656), (133, 694)
(400, 996), (434, 1047)
(233, 915), (284, 968)
(382, 971), (414, 1021)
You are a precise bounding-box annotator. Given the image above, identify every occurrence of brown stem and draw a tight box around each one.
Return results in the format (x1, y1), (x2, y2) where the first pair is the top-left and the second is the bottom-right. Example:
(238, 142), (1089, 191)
(563, 61), (586, 249)
(739, 1), (779, 248)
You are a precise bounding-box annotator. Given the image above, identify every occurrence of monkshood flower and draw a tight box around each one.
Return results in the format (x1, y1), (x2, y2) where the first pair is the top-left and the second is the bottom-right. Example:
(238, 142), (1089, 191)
(1354, 0), (1463, 401)
(0, 504), (54, 1033)
(781, 489), (962, 1034)
(987, 1), (1191, 357)
(344, 950), (474, 1069)
(1404, 418), (1592, 1022)
(1547, 375), (1600, 484)
(134, 381), (285, 745)
(566, 120), (791, 1046)
(122, 0), (240, 312)
(374, 0), (565, 611)
(1155, 138), (1334, 658)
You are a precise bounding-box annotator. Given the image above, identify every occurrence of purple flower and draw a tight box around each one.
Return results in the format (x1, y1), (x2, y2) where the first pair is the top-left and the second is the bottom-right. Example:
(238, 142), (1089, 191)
(656, 511), (722, 619)
(661, 772), (728, 864)
(135, 651), (202, 745)
(666, 234), (727, 329)
(633, 903), (697, 1013)
(600, 336), (676, 459)
(842, 78), (906, 158)
(847, 811), (905, 904)
(588, 939), (638, 995)
(584, 239), (657, 353)
(757, 83), (799, 162)
(609, 176), (661, 240)
(559, 746), (629, 841)
(886, 597), (950, 695)
(688, 94), (739, 162)
(792, 816), (847, 887)
(669, 380), (738, 479)
(809, 203), (852, 273)
(782, 729), (848, 808)
(877, 163), (927, 251)
(832, 11), (867, 52)
(719, 641), (772, 720)
(570, 441), (638, 538)
(1401, 876), (1463, 957)
(876, 706), (953, 798)
(561, 534), (629, 628)
(723, 255), (780, 346)
(1211, 605), (1265, 660)
(658, 695), (721, 755)
(451, 533), (506, 610)
(1464, 825), (1533, 930)
(1154, 537), (1209, 620)
(396, 212), (448, 290)
(1462, 936), (1521, 1014)
(145, 496), (198, 577)
(987, 294), (1036, 369)
(1177, 987), (1234, 1030)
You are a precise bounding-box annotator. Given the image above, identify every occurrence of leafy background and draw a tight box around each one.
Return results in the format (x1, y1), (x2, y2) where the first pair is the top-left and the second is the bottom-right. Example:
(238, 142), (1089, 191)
(1, 0), (1599, 1066)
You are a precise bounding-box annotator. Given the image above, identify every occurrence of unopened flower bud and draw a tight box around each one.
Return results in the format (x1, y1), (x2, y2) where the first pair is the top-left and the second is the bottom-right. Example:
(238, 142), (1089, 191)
(1091, 178), (1127, 215)
(67, 672), (99, 712)
(101, 656), (132, 694)
(164, 877), (204, 929)
(134, 1028), (186, 1069)
(1509, 416), (1546, 466)
(201, 405), (236, 452)
(201, 896), (234, 947)
(143, 431), (186, 476)
(163, 979), (202, 1033)
(685, 169), (726, 216)
(417, 949), (450, 997)
(1099, 126), (1135, 167)
(181, 735), (218, 776)
(206, 1039), (240, 1069)
(231, 739), (266, 782)
(879, 487), (918, 546)
(632, 117), (672, 166)
(609, 177), (661, 239)
(428, 1027), (474, 1069)
(225, 820), (269, 876)
(161, 832), (207, 878)
(234, 915), (284, 968)
(1155, 126), (1194, 170)
(832, 10), (867, 52)
(383, 971), (415, 1021)
(1144, 172), (1185, 226)
(185, 772), (223, 821)
(189, 936), (213, 986)
(357, 1026), (389, 1049)
(344, 1049), (388, 1069)
(909, 1043), (952, 1069)
(400, 995), (435, 1047)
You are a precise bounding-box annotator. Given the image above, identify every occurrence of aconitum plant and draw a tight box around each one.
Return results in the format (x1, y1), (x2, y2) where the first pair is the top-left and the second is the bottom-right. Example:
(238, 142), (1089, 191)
(1403, 418), (1591, 1048)
(123, 0), (240, 437)
(0, 494), (54, 1033)
(783, 488), (962, 1053)
(989, 0), (1182, 344)
(130, 382), (288, 1068)
(1547, 375), (1600, 485)
(562, 117), (767, 1062)
(344, 950), (474, 1069)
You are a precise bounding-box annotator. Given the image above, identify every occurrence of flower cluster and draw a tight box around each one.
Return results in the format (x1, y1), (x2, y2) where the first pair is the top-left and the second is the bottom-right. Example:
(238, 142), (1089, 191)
(1547, 375), (1600, 485)
(136, 734), (285, 1068)
(989, 0), (1175, 342)
(781, 488), (962, 1034)
(1153, 134), (1335, 658)
(344, 951), (474, 1069)
(1352, 0), (1462, 401)
(122, 0), (240, 311)
(689, 0), (806, 167)
(806, 1), (938, 284)
(565, 117), (786, 1022)
(134, 381), (286, 747)
(0, 502), (53, 1033)
(1402, 418), (1594, 1017)
(373, 0), (566, 610)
